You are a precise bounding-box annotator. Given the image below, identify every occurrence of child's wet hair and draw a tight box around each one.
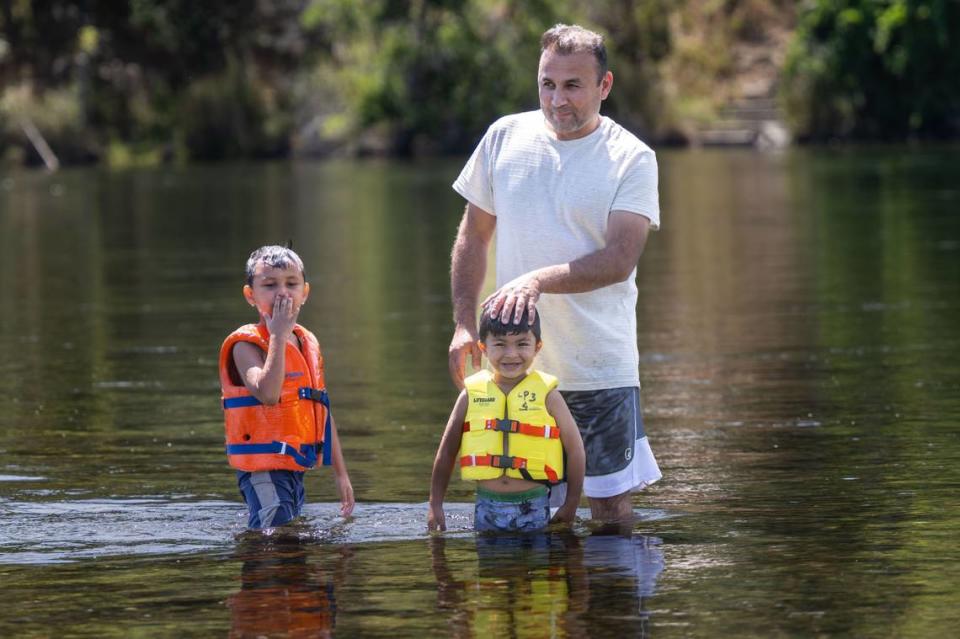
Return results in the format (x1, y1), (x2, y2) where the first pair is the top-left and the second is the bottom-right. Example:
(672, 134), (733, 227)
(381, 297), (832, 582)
(479, 306), (542, 341)
(245, 245), (306, 284)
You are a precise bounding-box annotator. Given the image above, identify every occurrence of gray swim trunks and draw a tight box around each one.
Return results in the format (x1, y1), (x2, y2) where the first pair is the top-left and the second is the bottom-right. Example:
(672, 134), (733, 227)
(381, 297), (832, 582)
(560, 386), (661, 498)
(474, 486), (550, 533)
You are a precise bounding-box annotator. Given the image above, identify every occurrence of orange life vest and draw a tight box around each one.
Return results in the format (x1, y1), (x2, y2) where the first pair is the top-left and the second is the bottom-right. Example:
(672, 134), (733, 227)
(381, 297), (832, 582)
(219, 323), (330, 472)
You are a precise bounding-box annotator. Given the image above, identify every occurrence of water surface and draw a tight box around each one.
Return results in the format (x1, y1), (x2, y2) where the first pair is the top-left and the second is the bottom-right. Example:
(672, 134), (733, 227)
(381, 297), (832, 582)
(1, 148), (958, 637)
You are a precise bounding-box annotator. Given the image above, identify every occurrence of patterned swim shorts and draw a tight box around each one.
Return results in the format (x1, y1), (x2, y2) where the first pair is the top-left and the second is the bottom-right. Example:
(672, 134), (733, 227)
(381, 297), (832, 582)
(474, 486), (550, 533)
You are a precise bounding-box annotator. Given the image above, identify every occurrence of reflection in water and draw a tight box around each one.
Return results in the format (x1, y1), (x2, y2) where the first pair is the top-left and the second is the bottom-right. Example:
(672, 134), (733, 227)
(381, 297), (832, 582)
(228, 533), (351, 639)
(430, 532), (665, 638)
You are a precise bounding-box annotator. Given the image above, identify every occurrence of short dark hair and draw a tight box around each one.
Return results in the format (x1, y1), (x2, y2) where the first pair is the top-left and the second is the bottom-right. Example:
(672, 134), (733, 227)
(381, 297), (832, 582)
(540, 23), (608, 83)
(245, 245), (305, 284)
(479, 307), (542, 342)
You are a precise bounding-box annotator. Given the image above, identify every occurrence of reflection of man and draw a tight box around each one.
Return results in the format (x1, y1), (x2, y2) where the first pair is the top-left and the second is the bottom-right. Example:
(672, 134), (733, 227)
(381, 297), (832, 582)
(581, 533), (664, 636)
(228, 535), (349, 638)
(448, 23), (662, 522)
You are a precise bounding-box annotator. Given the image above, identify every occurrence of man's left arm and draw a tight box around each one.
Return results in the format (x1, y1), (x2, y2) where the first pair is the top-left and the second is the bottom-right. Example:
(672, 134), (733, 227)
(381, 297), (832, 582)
(485, 211), (651, 324)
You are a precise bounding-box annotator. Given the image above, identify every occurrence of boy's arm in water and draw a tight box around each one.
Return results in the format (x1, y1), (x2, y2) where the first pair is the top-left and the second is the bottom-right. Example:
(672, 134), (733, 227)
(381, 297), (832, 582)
(233, 294), (300, 404)
(547, 389), (585, 525)
(428, 391), (469, 531)
(327, 414), (355, 517)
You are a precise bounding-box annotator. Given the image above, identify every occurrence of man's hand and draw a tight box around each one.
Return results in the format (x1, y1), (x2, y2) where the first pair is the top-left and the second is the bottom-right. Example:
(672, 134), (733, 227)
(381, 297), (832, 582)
(448, 323), (481, 390)
(483, 273), (541, 325)
(427, 504), (447, 532)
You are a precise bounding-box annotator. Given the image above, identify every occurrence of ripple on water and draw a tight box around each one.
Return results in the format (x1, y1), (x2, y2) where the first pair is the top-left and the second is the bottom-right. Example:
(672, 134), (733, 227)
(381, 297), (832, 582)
(0, 498), (673, 565)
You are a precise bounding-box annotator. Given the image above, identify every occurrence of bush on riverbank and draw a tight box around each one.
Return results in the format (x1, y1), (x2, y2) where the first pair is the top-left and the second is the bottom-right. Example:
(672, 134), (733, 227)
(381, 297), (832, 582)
(2, 0), (958, 167)
(0, 84), (98, 165)
(783, 0), (960, 141)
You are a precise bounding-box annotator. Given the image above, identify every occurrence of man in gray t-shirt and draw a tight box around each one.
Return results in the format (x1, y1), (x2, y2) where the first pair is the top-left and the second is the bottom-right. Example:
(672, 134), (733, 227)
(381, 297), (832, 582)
(448, 24), (661, 523)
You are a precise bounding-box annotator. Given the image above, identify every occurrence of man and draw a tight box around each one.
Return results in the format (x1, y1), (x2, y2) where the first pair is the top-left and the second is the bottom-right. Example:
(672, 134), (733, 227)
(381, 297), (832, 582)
(447, 23), (662, 522)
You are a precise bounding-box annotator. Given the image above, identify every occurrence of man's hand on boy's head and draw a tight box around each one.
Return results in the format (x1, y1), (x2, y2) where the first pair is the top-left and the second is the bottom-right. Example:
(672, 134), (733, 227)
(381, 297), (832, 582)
(483, 273), (541, 325)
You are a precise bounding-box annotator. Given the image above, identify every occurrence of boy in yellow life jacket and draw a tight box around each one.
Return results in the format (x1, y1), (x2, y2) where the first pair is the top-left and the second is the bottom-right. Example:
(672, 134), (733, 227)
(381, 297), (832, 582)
(219, 245), (354, 529)
(428, 308), (585, 532)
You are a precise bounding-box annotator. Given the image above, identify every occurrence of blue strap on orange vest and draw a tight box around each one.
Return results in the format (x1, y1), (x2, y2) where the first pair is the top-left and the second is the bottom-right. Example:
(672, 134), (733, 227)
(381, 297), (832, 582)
(223, 387), (333, 467)
(222, 395), (262, 409)
(225, 441), (320, 468)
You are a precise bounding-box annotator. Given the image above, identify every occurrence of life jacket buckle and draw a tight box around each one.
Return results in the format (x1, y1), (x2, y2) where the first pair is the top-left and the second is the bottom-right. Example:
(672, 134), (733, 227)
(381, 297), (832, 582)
(490, 454), (524, 470)
(298, 387), (329, 405)
(487, 419), (519, 433)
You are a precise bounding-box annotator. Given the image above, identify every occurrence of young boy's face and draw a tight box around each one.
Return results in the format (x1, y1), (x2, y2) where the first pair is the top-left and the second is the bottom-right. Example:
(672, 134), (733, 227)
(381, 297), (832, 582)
(480, 329), (541, 381)
(243, 261), (310, 318)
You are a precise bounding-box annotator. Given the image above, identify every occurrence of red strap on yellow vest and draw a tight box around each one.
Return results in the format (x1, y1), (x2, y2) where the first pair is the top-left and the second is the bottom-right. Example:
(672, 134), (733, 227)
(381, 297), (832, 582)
(458, 454), (560, 483)
(459, 454), (527, 470)
(461, 419), (560, 439)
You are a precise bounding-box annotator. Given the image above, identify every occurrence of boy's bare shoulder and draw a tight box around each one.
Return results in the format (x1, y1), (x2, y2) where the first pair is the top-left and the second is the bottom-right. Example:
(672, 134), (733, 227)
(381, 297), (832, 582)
(545, 387), (572, 416)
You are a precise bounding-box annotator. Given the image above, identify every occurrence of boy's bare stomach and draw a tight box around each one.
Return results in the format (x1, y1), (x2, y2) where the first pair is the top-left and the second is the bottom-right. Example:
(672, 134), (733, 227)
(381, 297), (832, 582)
(477, 476), (542, 493)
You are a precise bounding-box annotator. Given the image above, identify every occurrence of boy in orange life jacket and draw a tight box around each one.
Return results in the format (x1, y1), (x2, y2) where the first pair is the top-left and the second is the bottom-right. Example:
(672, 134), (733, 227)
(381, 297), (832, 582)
(428, 309), (585, 532)
(219, 245), (354, 529)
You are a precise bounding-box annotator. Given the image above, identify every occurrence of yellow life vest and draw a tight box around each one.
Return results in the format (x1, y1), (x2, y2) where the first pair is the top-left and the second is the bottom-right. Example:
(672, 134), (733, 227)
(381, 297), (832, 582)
(459, 370), (564, 483)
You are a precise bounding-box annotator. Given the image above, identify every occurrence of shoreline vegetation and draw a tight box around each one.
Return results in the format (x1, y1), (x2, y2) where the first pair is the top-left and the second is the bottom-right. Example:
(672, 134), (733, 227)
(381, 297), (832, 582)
(1, 1), (958, 169)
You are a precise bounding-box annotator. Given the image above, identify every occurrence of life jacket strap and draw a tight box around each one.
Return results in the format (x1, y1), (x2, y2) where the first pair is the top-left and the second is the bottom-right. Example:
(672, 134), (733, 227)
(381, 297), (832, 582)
(222, 396), (262, 409)
(461, 419), (560, 439)
(459, 454), (527, 470)
(458, 454), (560, 483)
(223, 387), (333, 466)
(297, 387), (330, 406)
(223, 387), (329, 409)
(225, 441), (320, 468)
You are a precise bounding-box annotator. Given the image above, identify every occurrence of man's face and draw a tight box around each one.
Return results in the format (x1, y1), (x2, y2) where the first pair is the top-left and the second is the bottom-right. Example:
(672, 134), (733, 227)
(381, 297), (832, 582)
(538, 49), (613, 140)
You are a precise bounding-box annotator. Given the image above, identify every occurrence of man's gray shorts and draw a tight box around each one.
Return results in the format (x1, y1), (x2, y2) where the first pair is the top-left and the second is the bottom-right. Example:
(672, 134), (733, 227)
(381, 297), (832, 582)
(560, 386), (662, 499)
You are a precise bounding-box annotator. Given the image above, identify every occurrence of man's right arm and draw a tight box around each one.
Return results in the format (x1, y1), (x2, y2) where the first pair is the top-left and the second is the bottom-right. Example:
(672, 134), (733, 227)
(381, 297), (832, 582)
(448, 202), (496, 388)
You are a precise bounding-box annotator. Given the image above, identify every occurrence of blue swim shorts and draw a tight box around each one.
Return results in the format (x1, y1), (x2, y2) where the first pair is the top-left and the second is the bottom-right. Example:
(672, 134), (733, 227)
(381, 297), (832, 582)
(474, 485), (550, 533)
(237, 470), (305, 529)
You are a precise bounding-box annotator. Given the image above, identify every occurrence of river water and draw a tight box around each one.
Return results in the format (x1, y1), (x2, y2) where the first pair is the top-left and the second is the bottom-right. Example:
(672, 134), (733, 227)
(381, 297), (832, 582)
(1, 148), (958, 637)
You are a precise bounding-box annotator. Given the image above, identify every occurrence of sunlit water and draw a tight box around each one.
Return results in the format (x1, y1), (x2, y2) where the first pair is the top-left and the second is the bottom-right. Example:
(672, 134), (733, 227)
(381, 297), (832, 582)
(1, 148), (958, 637)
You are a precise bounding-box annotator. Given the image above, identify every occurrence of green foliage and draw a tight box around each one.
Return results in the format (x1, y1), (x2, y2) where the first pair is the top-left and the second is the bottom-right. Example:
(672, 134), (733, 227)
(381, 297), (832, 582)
(1, 0), (315, 162)
(178, 64), (289, 161)
(783, 0), (960, 140)
(8, 0), (956, 163)
(301, 0), (569, 155)
(0, 84), (98, 165)
(585, 0), (674, 134)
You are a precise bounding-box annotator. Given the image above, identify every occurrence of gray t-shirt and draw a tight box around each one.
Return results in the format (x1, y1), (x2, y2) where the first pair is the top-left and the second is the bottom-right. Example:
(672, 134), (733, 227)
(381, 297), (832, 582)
(453, 111), (660, 391)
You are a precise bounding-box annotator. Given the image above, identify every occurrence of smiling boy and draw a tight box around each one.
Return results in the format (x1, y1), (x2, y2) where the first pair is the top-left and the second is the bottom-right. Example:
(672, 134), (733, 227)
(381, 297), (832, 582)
(428, 309), (585, 533)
